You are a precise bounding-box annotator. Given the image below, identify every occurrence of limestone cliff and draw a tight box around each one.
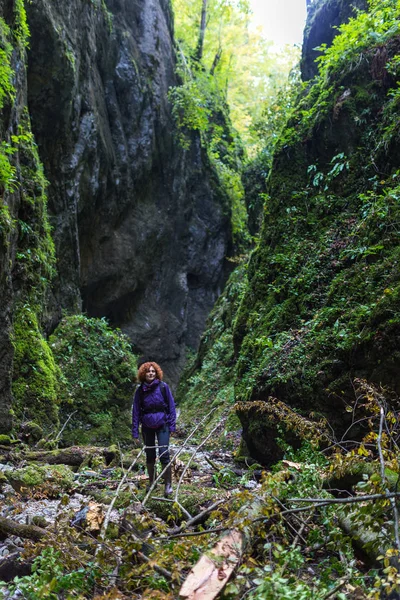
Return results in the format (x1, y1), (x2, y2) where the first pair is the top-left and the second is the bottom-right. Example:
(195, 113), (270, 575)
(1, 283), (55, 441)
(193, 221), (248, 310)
(26, 0), (231, 386)
(0, 0), (233, 434)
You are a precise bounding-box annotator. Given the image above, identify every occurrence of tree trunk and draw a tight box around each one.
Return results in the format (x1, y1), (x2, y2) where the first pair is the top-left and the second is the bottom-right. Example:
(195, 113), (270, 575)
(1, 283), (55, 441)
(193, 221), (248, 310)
(195, 0), (208, 61)
(0, 516), (47, 541)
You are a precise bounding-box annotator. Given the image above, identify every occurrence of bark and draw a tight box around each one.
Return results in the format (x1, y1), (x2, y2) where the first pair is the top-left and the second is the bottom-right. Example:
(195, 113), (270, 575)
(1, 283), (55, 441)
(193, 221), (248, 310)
(19, 446), (118, 467)
(210, 47), (222, 76)
(195, 0), (208, 61)
(0, 516), (47, 541)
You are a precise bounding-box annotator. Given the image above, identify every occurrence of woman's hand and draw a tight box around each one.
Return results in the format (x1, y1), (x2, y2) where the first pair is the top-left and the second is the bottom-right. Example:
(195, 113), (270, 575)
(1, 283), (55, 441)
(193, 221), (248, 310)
(132, 437), (142, 448)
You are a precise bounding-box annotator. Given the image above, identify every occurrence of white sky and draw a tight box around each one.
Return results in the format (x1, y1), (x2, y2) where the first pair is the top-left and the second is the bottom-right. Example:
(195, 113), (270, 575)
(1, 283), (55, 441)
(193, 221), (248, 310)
(249, 0), (307, 47)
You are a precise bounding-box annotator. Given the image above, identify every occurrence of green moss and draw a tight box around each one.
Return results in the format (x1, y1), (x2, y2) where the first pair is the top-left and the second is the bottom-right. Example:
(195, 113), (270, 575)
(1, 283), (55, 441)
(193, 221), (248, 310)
(12, 305), (61, 431)
(49, 315), (138, 446)
(14, 0), (30, 48)
(178, 264), (248, 446)
(0, 434), (11, 446)
(7, 464), (74, 495)
(14, 113), (56, 304)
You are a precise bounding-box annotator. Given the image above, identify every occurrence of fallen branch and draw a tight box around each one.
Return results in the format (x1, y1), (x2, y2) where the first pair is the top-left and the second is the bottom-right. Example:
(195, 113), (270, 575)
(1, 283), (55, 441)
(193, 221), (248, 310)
(97, 446), (146, 550)
(204, 455), (222, 472)
(288, 491), (400, 504)
(174, 420), (224, 504)
(142, 407), (219, 507)
(169, 498), (229, 535)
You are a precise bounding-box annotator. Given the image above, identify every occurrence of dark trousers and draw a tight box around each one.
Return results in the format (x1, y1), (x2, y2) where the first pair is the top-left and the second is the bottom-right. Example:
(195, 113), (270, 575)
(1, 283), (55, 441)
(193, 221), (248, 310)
(142, 424), (170, 464)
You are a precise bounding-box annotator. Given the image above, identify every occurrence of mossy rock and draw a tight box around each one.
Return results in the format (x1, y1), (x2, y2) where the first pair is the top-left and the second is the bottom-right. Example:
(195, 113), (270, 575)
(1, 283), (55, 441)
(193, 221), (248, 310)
(0, 435), (12, 446)
(36, 438), (58, 450)
(19, 421), (44, 444)
(6, 463), (74, 496)
(31, 515), (48, 528)
(90, 488), (133, 509)
(49, 315), (137, 446)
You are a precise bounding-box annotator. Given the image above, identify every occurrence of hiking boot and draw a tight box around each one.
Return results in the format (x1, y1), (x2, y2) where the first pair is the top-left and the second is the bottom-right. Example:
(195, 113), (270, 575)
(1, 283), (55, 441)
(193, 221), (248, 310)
(146, 462), (156, 491)
(163, 465), (172, 497)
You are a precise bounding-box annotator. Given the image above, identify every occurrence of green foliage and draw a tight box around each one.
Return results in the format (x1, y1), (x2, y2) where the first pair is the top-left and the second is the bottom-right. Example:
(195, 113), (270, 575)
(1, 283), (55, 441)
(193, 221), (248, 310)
(315, 0), (400, 80)
(12, 304), (61, 432)
(3, 547), (97, 599)
(14, 0), (30, 48)
(49, 315), (138, 445)
(169, 0), (299, 248)
(171, 0), (299, 151)
(276, 0), (400, 151)
(0, 17), (17, 195)
(0, 17), (14, 110)
(14, 115), (56, 304)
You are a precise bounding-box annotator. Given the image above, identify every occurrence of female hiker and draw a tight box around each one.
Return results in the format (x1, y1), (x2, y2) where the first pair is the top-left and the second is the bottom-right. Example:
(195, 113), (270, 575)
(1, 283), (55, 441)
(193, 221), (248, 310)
(132, 361), (176, 496)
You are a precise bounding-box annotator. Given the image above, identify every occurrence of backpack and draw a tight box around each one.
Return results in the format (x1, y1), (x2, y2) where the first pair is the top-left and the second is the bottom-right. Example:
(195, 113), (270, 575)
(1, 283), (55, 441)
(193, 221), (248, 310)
(138, 381), (169, 415)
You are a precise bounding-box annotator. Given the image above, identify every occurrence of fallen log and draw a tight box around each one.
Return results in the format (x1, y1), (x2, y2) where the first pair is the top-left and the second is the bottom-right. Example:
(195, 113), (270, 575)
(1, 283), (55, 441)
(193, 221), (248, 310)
(17, 446), (118, 467)
(178, 498), (264, 599)
(0, 516), (47, 541)
(179, 529), (244, 600)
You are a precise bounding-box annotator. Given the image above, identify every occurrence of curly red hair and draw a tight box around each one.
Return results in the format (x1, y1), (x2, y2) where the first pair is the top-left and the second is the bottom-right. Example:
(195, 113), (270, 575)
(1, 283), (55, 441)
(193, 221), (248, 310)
(137, 361), (163, 383)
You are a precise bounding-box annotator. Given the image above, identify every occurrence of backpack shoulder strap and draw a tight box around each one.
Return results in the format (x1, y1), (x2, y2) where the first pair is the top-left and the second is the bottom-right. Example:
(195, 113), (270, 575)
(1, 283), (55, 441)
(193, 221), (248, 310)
(160, 382), (169, 413)
(137, 384), (144, 414)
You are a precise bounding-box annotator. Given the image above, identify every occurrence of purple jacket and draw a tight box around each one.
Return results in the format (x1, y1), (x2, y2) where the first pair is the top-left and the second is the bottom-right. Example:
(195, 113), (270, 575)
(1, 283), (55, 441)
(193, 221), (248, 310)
(131, 379), (176, 438)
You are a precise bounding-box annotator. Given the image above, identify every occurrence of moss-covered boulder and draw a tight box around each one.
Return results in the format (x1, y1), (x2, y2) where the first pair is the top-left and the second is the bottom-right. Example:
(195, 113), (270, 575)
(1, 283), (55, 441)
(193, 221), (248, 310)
(19, 421), (44, 444)
(12, 306), (60, 432)
(6, 463), (74, 496)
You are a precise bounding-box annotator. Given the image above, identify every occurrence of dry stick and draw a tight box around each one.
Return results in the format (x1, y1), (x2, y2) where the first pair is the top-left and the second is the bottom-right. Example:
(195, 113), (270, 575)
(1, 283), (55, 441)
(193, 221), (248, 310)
(142, 407), (218, 508)
(138, 550), (173, 580)
(286, 491), (400, 504)
(96, 446), (146, 555)
(174, 418), (226, 504)
(281, 516), (312, 573)
(273, 495), (310, 543)
(170, 497), (228, 535)
(153, 526), (229, 540)
(377, 403), (400, 554)
(54, 411), (77, 442)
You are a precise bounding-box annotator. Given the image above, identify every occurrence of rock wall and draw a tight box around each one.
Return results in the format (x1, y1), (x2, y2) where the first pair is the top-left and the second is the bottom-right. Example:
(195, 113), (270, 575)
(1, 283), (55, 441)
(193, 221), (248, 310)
(232, 0), (400, 464)
(301, 0), (367, 80)
(0, 0), (28, 433)
(25, 0), (231, 386)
